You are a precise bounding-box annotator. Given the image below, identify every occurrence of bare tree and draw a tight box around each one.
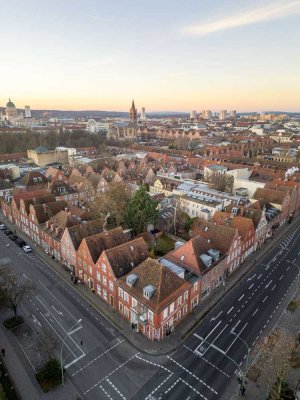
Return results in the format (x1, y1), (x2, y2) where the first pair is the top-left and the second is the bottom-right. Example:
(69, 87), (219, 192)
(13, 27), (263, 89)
(0, 265), (35, 318)
(209, 173), (234, 193)
(248, 329), (295, 400)
(90, 182), (130, 228)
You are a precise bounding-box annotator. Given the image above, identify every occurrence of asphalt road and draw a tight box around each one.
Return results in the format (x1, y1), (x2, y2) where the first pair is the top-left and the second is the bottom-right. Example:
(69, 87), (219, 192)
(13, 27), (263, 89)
(0, 222), (299, 400)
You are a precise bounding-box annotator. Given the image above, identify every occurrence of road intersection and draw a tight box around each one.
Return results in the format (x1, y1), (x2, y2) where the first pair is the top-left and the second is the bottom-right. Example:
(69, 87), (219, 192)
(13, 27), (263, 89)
(0, 222), (299, 399)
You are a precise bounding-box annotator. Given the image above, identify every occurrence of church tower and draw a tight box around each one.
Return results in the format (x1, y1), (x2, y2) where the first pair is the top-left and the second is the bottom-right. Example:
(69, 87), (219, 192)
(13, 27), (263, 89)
(129, 100), (137, 125)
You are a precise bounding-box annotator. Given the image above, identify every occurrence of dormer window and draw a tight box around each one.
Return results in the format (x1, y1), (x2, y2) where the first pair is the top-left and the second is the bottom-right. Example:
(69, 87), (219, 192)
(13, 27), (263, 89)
(143, 285), (156, 299)
(126, 273), (138, 287)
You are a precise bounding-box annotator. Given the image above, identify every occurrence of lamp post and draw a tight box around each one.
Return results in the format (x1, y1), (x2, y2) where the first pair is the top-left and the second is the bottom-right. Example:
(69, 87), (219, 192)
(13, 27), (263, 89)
(231, 329), (250, 375)
(61, 318), (82, 385)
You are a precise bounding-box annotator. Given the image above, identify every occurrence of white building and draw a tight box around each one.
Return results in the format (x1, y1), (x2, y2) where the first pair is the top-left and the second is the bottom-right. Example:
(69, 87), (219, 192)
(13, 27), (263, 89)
(140, 107), (146, 121)
(229, 110), (236, 119)
(190, 110), (196, 119)
(219, 110), (227, 120)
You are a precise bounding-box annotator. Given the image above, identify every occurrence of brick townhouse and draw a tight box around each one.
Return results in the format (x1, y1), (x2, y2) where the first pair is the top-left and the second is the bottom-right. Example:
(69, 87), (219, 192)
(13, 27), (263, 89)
(163, 235), (227, 302)
(76, 227), (128, 291)
(39, 210), (81, 260)
(1, 190), (48, 223)
(226, 203), (268, 249)
(60, 218), (104, 272)
(118, 258), (190, 340)
(20, 171), (49, 192)
(192, 219), (242, 275)
(211, 212), (256, 262)
(252, 187), (291, 225)
(26, 199), (68, 245)
(93, 238), (149, 309)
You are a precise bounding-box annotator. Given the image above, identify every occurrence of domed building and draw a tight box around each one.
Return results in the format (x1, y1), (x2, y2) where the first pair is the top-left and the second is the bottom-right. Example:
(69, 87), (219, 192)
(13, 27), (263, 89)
(1, 98), (23, 124)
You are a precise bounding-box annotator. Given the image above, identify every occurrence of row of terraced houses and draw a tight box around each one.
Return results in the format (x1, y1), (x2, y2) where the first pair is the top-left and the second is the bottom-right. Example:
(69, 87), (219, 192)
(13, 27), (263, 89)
(1, 177), (300, 340)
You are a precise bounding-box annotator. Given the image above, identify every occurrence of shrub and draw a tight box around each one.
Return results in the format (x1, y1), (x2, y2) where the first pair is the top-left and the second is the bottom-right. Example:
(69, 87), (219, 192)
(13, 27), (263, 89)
(3, 316), (24, 330)
(36, 359), (61, 392)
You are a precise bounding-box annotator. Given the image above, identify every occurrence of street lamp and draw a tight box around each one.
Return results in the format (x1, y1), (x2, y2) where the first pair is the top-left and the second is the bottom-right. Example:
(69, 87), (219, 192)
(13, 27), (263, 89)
(231, 329), (250, 375)
(61, 318), (82, 385)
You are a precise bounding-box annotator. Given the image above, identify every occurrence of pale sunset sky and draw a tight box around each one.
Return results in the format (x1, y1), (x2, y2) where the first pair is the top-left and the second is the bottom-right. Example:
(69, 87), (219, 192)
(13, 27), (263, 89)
(1, 0), (300, 112)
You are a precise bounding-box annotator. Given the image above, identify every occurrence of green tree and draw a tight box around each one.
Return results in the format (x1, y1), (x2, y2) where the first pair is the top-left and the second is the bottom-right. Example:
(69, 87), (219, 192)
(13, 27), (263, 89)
(124, 185), (158, 234)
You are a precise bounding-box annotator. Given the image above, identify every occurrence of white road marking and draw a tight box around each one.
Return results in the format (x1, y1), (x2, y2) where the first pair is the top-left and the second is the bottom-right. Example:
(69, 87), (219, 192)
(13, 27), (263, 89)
(226, 323), (248, 353)
(72, 339), (125, 376)
(238, 294), (244, 301)
(265, 280), (272, 289)
(257, 274), (262, 280)
(271, 284), (276, 291)
(248, 283), (254, 290)
(252, 308), (259, 317)
(262, 296), (268, 303)
(231, 320), (241, 333)
(183, 345), (230, 378)
(51, 305), (63, 316)
(227, 306), (234, 314)
(83, 353), (140, 395)
(279, 275), (284, 281)
(210, 310), (223, 322)
(167, 356), (218, 395)
(247, 274), (256, 281)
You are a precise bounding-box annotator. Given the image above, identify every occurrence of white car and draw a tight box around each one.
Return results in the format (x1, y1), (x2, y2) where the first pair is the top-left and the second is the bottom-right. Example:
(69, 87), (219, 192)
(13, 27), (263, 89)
(0, 224), (6, 230)
(23, 245), (32, 253)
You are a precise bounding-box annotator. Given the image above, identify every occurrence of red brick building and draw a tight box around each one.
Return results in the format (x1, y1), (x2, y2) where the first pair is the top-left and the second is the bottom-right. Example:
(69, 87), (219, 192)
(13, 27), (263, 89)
(211, 212), (256, 262)
(93, 238), (149, 309)
(118, 258), (190, 340)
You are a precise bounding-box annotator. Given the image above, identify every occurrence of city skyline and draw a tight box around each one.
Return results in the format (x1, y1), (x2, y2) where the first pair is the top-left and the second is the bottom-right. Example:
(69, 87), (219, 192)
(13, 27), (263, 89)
(1, 0), (300, 112)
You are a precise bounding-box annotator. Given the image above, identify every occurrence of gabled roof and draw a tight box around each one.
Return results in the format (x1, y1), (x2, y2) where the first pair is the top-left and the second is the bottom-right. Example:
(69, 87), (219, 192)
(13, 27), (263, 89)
(11, 190), (49, 208)
(165, 236), (223, 276)
(104, 237), (149, 279)
(43, 210), (80, 239)
(119, 258), (188, 313)
(253, 188), (288, 205)
(20, 171), (49, 186)
(30, 200), (67, 223)
(212, 211), (255, 241)
(192, 219), (238, 254)
(66, 218), (104, 250)
(83, 227), (127, 263)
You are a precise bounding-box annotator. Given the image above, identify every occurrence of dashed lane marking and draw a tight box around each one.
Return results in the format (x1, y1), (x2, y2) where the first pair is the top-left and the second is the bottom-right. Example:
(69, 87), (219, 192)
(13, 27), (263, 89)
(72, 339), (125, 376)
(83, 352), (140, 396)
(106, 378), (126, 400)
(166, 356), (218, 395)
(183, 345), (230, 378)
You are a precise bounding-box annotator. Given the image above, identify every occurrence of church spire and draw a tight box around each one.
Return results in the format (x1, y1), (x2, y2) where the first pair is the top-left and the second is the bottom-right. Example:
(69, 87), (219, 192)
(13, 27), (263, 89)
(129, 99), (137, 124)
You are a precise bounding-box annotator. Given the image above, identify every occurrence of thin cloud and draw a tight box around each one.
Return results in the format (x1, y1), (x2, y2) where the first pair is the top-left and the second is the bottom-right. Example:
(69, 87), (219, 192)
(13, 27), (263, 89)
(183, 0), (300, 36)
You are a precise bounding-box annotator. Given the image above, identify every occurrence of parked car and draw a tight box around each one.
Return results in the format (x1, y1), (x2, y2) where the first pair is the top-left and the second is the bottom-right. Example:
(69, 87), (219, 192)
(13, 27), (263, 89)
(23, 245), (32, 253)
(4, 229), (12, 235)
(8, 234), (19, 241)
(15, 239), (26, 247)
(0, 224), (6, 230)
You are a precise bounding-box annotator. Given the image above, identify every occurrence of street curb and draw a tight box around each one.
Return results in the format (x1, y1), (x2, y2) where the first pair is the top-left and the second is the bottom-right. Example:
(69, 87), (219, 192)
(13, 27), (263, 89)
(1, 212), (299, 356)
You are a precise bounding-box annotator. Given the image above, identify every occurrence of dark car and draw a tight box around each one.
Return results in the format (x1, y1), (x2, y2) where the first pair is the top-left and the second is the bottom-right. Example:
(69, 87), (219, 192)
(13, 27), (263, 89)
(15, 238), (26, 247)
(4, 229), (12, 235)
(9, 235), (19, 241)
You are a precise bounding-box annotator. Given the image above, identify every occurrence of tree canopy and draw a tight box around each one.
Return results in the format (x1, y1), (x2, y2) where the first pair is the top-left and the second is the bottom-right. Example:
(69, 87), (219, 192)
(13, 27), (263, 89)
(90, 182), (131, 228)
(124, 185), (158, 235)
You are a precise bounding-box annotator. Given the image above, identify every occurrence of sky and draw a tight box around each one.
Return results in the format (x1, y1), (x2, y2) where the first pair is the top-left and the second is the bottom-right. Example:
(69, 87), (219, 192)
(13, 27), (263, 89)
(1, 0), (300, 112)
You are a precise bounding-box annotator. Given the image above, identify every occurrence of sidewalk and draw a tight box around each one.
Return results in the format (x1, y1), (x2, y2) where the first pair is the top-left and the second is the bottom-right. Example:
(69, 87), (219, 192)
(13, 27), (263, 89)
(1, 212), (299, 356)
(0, 319), (79, 400)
